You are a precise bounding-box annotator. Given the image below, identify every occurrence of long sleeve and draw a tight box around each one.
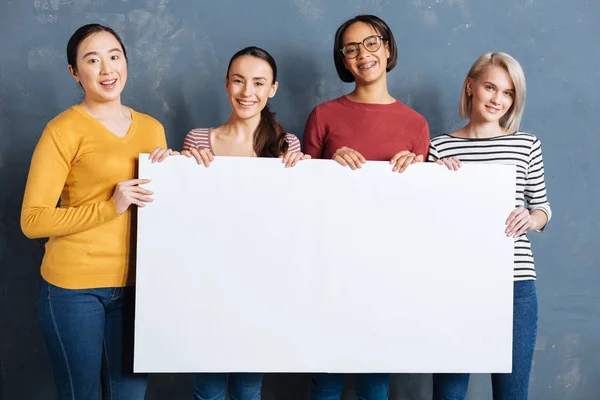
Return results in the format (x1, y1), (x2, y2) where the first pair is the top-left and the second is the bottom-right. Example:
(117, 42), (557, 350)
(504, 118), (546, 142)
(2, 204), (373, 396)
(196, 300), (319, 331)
(20, 125), (119, 239)
(302, 107), (325, 159)
(414, 119), (431, 159)
(525, 138), (552, 222)
(427, 139), (440, 162)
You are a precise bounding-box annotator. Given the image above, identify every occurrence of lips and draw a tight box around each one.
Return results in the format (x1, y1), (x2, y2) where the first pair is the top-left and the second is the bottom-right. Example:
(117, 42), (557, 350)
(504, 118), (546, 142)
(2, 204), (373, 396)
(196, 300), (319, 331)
(100, 79), (117, 89)
(236, 99), (257, 107)
(485, 105), (502, 114)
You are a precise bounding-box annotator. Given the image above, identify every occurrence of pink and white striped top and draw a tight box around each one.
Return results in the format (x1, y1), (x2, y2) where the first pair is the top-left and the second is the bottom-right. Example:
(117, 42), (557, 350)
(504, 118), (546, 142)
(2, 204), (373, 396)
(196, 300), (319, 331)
(183, 128), (301, 154)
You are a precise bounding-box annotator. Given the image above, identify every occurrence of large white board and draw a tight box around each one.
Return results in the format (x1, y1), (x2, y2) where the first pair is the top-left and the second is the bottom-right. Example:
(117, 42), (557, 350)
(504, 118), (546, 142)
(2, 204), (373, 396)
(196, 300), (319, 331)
(134, 156), (515, 373)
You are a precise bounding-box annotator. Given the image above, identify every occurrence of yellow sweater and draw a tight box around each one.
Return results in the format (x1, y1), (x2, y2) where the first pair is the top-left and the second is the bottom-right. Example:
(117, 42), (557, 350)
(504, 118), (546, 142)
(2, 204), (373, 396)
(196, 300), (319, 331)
(21, 105), (167, 289)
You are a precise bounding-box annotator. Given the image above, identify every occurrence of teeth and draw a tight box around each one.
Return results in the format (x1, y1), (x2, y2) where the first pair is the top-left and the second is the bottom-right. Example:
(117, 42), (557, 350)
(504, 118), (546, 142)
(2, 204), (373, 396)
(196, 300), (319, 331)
(359, 62), (376, 69)
(101, 80), (116, 86)
(238, 101), (254, 106)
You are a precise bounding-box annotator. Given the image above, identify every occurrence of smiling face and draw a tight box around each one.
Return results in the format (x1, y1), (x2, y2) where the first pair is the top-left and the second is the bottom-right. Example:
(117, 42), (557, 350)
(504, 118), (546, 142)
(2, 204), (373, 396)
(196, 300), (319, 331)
(467, 65), (515, 125)
(68, 30), (127, 105)
(341, 21), (390, 86)
(225, 55), (278, 121)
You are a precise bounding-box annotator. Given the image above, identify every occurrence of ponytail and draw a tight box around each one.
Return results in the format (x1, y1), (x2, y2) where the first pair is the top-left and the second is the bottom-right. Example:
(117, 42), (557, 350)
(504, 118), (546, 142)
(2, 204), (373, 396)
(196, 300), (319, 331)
(254, 104), (289, 157)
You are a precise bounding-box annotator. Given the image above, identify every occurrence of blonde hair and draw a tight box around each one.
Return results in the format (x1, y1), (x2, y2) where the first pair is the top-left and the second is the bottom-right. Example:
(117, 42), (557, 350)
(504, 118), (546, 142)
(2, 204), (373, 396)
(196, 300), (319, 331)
(459, 52), (526, 134)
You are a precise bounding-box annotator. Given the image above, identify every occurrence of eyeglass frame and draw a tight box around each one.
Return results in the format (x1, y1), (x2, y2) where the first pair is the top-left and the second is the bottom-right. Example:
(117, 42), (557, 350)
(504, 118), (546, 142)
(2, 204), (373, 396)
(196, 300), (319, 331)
(339, 35), (386, 59)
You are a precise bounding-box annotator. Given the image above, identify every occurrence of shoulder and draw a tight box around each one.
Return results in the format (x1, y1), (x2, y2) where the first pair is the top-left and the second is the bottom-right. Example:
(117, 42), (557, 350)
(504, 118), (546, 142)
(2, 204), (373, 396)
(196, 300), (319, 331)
(392, 101), (427, 124)
(310, 97), (348, 115)
(183, 128), (211, 149)
(185, 127), (211, 139)
(429, 134), (454, 146)
(46, 106), (86, 132)
(513, 131), (539, 143)
(130, 109), (164, 130)
(285, 133), (301, 151)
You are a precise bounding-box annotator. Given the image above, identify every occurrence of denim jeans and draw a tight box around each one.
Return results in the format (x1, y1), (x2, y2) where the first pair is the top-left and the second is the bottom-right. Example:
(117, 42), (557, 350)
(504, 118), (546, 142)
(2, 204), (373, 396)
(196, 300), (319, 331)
(38, 279), (147, 400)
(432, 280), (538, 400)
(310, 373), (390, 400)
(193, 373), (263, 400)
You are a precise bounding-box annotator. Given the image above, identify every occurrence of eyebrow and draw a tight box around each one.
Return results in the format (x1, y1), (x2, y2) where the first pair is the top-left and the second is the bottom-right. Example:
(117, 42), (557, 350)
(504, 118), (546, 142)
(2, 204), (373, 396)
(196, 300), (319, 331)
(484, 81), (515, 91)
(231, 73), (267, 81)
(81, 48), (123, 59)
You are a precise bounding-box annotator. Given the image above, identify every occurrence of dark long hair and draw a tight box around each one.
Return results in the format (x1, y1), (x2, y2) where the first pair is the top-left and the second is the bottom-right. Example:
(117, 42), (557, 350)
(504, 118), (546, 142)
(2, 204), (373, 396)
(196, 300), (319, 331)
(67, 24), (127, 73)
(226, 46), (288, 157)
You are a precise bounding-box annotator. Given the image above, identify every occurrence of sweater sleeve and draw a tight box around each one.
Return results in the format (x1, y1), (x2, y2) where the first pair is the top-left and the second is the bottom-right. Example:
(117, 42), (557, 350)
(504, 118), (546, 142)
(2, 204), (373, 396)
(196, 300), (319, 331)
(525, 137), (552, 223)
(414, 119), (430, 159)
(20, 125), (120, 239)
(302, 107), (325, 159)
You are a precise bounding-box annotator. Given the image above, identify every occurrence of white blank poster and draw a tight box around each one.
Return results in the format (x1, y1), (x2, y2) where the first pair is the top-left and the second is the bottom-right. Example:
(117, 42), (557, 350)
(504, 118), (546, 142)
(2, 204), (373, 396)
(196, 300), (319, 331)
(134, 156), (515, 373)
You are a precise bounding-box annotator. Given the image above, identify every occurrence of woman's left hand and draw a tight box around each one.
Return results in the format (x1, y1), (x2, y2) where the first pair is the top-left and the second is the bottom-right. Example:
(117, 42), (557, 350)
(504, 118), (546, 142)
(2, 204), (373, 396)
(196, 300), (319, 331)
(149, 147), (179, 163)
(505, 206), (537, 237)
(390, 151), (423, 173)
(282, 151), (311, 167)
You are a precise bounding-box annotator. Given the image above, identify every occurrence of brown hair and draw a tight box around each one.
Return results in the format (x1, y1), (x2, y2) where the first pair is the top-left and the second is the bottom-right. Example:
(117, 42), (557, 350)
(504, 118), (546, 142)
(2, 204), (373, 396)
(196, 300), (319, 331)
(226, 46), (288, 157)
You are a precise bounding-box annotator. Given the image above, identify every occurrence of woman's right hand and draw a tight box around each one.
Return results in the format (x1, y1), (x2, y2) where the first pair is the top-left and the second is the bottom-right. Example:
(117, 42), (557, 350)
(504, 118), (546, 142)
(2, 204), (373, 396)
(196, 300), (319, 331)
(332, 147), (366, 170)
(112, 179), (153, 215)
(436, 157), (461, 171)
(181, 148), (214, 167)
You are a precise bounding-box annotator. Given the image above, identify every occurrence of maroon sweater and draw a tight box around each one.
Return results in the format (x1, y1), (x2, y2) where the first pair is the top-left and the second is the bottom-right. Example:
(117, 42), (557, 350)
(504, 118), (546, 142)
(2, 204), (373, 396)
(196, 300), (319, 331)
(303, 96), (430, 161)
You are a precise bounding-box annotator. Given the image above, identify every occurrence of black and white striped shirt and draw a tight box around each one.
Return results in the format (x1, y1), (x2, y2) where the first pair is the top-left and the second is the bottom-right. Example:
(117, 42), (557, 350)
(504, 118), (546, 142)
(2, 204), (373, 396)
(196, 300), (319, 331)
(428, 132), (551, 281)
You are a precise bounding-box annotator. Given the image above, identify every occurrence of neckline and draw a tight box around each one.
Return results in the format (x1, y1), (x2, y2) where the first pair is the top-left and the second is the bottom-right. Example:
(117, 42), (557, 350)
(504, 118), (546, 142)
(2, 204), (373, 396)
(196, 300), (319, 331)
(447, 131), (520, 141)
(337, 95), (399, 110)
(73, 104), (137, 141)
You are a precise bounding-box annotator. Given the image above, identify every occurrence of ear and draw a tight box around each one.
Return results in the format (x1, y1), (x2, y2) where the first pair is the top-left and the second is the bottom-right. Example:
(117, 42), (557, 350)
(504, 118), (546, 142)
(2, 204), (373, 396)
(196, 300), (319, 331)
(466, 77), (473, 96)
(68, 64), (79, 82)
(268, 81), (279, 99)
(384, 41), (391, 60)
(342, 57), (349, 70)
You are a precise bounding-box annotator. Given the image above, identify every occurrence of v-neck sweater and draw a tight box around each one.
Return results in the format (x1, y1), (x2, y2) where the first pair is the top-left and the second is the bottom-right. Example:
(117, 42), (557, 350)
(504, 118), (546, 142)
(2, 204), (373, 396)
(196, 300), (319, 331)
(21, 105), (167, 289)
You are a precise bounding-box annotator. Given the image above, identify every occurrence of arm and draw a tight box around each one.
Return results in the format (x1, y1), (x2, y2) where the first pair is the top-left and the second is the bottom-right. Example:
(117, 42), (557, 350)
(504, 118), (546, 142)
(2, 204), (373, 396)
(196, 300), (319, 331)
(505, 137), (551, 236)
(427, 140), (440, 162)
(302, 107), (324, 159)
(20, 126), (119, 239)
(414, 119), (431, 160)
(525, 138), (551, 230)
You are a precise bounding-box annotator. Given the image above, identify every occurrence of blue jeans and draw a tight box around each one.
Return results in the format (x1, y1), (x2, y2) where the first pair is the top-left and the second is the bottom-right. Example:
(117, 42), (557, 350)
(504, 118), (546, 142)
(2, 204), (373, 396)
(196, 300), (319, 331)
(193, 373), (263, 400)
(38, 279), (147, 400)
(432, 280), (538, 400)
(311, 373), (389, 400)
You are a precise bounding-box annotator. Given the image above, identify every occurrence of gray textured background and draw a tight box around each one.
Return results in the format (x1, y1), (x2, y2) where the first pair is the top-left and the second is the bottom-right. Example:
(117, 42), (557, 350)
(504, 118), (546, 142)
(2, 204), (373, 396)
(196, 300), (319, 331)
(1, 0), (598, 399)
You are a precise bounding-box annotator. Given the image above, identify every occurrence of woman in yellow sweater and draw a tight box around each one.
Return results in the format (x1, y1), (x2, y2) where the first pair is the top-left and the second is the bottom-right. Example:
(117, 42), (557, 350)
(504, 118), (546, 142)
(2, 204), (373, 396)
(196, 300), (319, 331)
(20, 24), (173, 400)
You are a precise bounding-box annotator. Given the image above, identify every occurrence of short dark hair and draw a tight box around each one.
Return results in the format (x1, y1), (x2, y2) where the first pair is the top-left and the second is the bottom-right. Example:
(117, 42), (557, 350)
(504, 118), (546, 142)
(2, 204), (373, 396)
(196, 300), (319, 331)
(67, 24), (127, 73)
(333, 15), (398, 83)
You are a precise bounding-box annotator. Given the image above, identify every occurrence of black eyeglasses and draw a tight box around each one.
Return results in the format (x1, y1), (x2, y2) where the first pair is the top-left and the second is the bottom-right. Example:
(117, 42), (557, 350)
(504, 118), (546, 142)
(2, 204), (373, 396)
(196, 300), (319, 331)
(340, 35), (385, 59)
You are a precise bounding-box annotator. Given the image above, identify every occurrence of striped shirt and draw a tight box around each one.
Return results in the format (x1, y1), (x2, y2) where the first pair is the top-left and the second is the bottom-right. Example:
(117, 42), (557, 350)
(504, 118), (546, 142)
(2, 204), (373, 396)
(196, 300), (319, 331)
(428, 132), (551, 281)
(183, 128), (301, 154)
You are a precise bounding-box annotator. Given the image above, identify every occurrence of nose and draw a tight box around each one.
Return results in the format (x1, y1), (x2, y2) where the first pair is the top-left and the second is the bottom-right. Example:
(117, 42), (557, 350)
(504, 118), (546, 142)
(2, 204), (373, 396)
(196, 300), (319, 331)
(490, 92), (500, 104)
(99, 58), (112, 75)
(356, 43), (370, 59)
(241, 82), (253, 96)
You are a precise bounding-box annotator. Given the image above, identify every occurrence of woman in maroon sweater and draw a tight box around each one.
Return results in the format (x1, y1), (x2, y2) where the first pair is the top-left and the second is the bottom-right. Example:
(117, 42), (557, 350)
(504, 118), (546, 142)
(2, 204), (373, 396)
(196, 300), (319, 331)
(303, 14), (430, 400)
(303, 14), (429, 174)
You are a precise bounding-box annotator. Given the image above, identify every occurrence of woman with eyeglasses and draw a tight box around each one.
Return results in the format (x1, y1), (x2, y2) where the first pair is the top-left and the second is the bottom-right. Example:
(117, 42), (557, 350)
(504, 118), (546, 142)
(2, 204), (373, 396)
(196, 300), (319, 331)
(302, 14), (430, 400)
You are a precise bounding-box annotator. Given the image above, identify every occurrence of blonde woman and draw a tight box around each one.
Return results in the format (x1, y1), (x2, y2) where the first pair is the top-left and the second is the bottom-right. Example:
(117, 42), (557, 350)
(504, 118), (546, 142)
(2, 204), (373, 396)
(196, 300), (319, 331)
(429, 52), (551, 400)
